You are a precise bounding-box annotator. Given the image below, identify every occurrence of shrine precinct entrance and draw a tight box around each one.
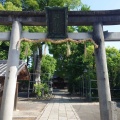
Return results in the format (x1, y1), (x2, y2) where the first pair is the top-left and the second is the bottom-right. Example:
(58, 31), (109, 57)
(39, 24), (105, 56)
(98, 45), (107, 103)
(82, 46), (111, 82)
(0, 8), (120, 120)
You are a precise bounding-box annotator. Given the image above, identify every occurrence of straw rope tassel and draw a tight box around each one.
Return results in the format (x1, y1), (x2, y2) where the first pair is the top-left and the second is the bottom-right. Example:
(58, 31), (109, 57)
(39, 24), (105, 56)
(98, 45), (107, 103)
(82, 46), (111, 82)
(67, 42), (71, 57)
(24, 45), (29, 59)
(84, 43), (87, 59)
(44, 43), (47, 55)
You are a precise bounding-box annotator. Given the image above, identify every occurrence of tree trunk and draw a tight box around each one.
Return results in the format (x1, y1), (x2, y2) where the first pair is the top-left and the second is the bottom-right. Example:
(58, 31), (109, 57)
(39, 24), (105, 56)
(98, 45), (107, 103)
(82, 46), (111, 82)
(34, 45), (42, 83)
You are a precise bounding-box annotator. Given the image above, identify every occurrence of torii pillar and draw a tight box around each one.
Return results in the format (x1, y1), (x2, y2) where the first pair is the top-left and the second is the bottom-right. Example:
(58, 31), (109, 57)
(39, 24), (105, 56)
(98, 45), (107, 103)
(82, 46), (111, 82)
(0, 21), (22, 120)
(93, 23), (111, 120)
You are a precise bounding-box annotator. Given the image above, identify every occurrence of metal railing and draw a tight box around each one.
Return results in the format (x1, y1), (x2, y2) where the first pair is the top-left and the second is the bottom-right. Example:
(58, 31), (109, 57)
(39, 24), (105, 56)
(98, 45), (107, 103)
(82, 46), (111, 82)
(79, 79), (120, 101)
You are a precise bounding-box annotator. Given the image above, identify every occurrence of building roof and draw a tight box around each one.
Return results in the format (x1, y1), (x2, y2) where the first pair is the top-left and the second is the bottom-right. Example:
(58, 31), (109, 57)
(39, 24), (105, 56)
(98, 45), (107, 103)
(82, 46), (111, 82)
(0, 60), (30, 80)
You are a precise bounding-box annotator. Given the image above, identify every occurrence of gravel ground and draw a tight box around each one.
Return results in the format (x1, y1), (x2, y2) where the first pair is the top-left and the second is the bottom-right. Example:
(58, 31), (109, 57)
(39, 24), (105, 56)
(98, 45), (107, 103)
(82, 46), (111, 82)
(13, 97), (48, 120)
(73, 102), (120, 120)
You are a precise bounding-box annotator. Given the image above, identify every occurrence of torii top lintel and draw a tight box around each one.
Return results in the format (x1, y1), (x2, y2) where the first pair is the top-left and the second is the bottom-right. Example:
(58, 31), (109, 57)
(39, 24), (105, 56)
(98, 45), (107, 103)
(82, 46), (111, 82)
(0, 9), (120, 26)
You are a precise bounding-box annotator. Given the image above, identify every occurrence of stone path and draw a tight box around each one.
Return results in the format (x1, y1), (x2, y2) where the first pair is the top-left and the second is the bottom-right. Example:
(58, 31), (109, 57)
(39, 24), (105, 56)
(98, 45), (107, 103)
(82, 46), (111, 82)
(13, 90), (120, 120)
(37, 92), (80, 120)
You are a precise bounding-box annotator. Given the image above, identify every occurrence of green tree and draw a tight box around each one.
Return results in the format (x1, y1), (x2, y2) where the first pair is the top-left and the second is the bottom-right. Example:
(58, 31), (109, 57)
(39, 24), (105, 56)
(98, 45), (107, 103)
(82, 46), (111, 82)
(49, 41), (88, 93)
(0, 41), (9, 59)
(47, 4), (92, 93)
(85, 45), (96, 79)
(23, 0), (81, 11)
(0, 2), (25, 60)
(86, 46), (120, 89)
(6, 0), (22, 8)
(23, 0), (39, 11)
(0, 0), (92, 93)
(21, 0), (83, 84)
(0, 3), (5, 10)
(4, 1), (22, 10)
(106, 47), (120, 88)
(41, 55), (56, 82)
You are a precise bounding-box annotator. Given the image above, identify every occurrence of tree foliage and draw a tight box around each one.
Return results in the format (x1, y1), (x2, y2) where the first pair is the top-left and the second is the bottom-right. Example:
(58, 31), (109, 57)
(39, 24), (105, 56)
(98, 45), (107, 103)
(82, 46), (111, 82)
(86, 45), (120, 89)
(41, 55), (56, 82)
(4, 1), (22, 10)
(85, 45), (96, 79)
(106, 47), (120, 88)
(0, 0), (119, 96)
(23, 0), (39, 11)
(0, 41), (9, 59)
(0, 3), (5, 10)
(0, 0), (98, 93)
(0, 2), (33, 60)
(47, 4), (92, 92)
(6, 0), (22, 8)
(34, 83), (49, 98)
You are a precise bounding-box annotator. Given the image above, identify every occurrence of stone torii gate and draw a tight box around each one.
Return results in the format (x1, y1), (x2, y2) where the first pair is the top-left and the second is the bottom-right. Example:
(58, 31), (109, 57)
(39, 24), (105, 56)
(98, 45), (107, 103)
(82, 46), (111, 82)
(0, 9), (120, 120)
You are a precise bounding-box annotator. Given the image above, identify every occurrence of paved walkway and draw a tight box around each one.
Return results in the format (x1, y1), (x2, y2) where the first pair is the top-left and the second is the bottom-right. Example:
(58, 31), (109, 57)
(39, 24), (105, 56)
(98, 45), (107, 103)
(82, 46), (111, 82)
(37, 91), (80, 120)
(13, 90), (120, 120)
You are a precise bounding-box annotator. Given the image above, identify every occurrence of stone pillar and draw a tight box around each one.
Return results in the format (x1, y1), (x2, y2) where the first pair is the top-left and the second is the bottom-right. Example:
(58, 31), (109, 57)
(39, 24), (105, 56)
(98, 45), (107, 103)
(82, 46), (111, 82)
(0, 21), (22, 120)
(108, 101), (117, 120)
(93, 23), (111, 120)
(14, 82), (19, 111)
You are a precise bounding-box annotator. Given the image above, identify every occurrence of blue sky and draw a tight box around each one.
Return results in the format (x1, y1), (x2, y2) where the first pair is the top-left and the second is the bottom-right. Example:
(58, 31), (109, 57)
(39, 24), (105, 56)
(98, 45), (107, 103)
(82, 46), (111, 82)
(82, 0), (120, 10)
(82, 0), (120, 49)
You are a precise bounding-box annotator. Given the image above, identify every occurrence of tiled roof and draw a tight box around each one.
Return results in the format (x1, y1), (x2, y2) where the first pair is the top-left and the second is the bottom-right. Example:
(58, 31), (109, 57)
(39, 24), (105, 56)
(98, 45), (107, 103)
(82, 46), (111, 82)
(0, 60), (27, 77)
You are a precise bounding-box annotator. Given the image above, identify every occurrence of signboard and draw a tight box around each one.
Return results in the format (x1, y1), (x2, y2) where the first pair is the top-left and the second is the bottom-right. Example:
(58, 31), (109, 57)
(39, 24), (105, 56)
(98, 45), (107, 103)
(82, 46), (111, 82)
(46, 7), (68, 39)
